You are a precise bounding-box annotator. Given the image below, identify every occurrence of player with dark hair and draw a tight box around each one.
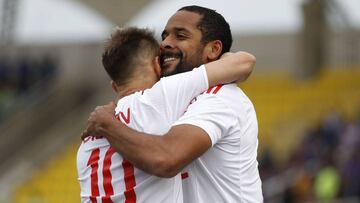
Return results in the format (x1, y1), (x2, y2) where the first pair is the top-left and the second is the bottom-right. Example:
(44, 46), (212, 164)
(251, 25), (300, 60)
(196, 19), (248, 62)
(102, 27), (160, 88)
(178, 5), (233, 55)
(83, 5), (263, 202)
(78, 26), (256, 202)
(160, 5), (232, 77)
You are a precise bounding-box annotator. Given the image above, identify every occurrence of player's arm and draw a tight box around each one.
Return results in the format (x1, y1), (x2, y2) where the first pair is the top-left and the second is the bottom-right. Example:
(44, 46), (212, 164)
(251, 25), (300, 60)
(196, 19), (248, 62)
(112, 123), (208, 178)
(83, 102), (211, 178)
(154, 51), (255, 120)
(205, 51), (255, 87)
(82, 52), (255, 177)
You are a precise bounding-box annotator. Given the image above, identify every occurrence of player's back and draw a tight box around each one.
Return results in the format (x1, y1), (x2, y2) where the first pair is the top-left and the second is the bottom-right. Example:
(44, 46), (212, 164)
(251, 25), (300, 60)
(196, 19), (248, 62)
(77, 92), (182, 203)
(77, 66), (209, 203)
(178, 83), (263, 203)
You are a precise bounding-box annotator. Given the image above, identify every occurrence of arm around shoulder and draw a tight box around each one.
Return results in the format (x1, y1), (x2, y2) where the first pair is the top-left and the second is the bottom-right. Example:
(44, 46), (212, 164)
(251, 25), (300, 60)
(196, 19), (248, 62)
(205, 51), (256, 87)
(230, 51), (256, 82)
(151, 124), (212, 177)
(100, 118), (211, 178)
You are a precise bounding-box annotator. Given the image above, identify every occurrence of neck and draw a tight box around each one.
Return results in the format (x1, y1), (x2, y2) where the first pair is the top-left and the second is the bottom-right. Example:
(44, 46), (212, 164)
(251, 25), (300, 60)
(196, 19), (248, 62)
(116, 77), (156, 99)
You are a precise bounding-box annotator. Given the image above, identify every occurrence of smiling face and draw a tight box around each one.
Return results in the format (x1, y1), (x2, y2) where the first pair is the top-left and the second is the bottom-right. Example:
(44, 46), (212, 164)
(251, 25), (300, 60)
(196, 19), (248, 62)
(160, 11), (208, 76)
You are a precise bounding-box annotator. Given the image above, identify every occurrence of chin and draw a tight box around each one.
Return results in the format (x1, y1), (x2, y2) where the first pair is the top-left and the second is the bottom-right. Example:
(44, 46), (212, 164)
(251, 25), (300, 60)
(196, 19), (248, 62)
(161, 64), (177, 77)
(161, 69), (175, 77)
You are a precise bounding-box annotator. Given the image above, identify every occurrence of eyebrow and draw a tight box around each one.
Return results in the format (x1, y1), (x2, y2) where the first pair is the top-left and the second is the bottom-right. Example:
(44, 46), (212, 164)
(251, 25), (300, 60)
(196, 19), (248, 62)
(161, 27), (191, 38)
(174, 27), (191, 35)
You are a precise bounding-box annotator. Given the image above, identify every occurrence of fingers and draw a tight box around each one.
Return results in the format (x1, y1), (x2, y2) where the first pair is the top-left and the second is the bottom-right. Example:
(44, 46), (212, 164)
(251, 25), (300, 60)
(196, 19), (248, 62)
(91, 102), (116, 115)
(108, 101), (116, 106)
(106, 102), (116, 113)
(81, 120), (103, 140)
(81, 130), (103, 140)
(81, 119), (96, 140)
(81, 102), (116, 140)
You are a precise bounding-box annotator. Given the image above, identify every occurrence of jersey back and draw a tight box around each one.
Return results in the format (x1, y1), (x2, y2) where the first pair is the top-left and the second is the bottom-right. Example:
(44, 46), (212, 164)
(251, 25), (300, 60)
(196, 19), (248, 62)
(77, 66), (208, 203)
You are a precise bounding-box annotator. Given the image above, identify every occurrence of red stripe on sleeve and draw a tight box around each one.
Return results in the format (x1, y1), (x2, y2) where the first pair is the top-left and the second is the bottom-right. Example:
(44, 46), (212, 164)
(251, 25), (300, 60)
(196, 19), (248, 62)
(122, 159), (137, 203)
(181, 172), (189, 179)
(206, 87), (214, 93)
(87, 148), (100, 203)
(212, 85), (223, 94)
(102, 147), (116, 203)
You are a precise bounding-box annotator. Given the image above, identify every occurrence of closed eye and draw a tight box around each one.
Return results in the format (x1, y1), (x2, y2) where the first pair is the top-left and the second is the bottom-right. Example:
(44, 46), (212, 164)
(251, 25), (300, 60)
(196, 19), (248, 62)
(177, 34), (187, 40)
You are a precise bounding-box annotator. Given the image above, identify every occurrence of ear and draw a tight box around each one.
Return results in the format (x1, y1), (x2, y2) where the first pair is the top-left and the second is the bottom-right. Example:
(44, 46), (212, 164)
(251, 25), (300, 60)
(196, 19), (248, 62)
(204, 40), (223, 61)
(153, 56), (161, 78)
(111, 80), (119, 93)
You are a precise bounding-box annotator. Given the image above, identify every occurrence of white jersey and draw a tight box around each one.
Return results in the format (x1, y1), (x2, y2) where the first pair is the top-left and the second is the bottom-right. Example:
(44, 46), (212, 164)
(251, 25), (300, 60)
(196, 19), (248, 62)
(77, 66), (208, 203)
(173, 83), (263, 203)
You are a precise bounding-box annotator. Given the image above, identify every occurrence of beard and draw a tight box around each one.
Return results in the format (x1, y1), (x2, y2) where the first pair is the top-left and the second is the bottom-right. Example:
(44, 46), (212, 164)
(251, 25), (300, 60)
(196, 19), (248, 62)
(160, 48), (205, 77)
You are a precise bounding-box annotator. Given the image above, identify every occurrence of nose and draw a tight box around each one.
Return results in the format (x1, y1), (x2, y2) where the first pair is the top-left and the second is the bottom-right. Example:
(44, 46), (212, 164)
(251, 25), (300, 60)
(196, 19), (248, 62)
(160, 36), (174, 50)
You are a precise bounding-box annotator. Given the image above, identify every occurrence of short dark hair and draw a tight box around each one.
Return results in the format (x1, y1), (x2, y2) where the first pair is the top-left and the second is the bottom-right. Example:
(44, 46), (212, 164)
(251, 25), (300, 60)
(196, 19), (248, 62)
(179, 5), (232, 55)
(102, 27), (159, 86)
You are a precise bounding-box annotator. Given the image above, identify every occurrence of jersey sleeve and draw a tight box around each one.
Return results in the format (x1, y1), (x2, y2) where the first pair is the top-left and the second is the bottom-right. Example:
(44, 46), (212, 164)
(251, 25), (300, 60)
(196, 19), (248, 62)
(171, 94), (237, 146)
(142, 65), (209, 122)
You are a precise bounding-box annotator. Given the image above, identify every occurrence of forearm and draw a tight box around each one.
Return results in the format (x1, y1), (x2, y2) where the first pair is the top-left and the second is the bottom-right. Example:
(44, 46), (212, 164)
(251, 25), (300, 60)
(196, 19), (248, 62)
(100, 119), (177, 177)
(206, 51), (255, 87)
(82, 104), (210, 178)
(232, 51), (256, 82)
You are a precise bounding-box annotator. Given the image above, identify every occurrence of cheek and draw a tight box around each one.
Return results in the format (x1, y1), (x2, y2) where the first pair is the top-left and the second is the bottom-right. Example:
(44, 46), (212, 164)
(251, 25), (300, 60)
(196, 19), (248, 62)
(201, 52), (209, 62)
(179, 41), (206, 63)
(183, 45), (199, 57)
(188, 47), (206, 62)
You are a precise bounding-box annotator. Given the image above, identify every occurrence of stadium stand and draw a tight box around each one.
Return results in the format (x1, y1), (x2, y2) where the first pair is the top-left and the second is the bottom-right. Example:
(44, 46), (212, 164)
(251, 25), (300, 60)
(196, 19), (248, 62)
(242, 67), (360, 162)
(1, 1), (359, 202)
(14, 144), (80, 203)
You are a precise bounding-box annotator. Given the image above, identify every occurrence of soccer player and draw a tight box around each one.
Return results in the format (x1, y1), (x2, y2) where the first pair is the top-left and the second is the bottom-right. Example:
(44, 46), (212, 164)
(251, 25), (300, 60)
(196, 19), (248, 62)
(82, 5), (263, 203)
(77, 27), (255, 202)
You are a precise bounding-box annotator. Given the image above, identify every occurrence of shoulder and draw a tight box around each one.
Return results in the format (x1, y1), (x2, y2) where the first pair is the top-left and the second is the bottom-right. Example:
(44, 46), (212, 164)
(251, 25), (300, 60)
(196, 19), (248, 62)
(186, 84), (240, 117)
(196, 83), (255, 117)
(202, 83), (243, 94)
(114, 91), (155, 118)
(200, 83), (249, 103)
(115, 94), (134, 114)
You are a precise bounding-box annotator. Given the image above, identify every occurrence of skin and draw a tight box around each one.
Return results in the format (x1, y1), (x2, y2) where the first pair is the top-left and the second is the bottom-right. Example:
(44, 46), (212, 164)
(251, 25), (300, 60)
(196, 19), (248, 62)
(160, 11), (222, 76)
(112, 56), (162, 99)
(82, 11), (255, 177)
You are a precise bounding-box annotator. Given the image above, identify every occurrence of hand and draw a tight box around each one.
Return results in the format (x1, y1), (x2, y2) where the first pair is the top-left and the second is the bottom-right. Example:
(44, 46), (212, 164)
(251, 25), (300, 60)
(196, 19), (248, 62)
(81, 102), (117, 140)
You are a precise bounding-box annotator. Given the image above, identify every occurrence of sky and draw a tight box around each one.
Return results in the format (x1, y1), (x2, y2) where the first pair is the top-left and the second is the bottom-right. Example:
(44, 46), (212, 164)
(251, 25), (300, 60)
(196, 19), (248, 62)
(128, 0), (306, 35)
(14, 0), (112, 44)
(8, 0), (360, 44)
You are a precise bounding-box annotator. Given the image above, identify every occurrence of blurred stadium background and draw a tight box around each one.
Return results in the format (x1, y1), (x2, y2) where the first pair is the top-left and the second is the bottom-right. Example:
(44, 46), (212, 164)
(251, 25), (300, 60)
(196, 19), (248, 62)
(0, 0), (359, 202)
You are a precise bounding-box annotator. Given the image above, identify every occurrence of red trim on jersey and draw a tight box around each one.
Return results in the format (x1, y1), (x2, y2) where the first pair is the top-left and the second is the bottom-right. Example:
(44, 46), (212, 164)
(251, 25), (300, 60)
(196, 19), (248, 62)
(181, 172), (189, 179)
(87, 148), (100, 203)
(122, 159), (137, 203)
(101, 196), (113, 203)
(205, 85), (223, 94)
(90, 196), (97, 203)
(102, 147), (116, 203)
(206, 87), (214, 93)
(212, 85), (223, 94)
